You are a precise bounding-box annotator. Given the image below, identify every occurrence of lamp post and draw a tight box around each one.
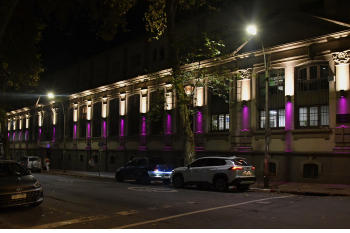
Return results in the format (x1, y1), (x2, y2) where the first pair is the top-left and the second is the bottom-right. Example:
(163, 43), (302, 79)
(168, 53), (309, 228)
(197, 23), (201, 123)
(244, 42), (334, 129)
(48, 93), (66, 173)
(247, 26), (270, 188)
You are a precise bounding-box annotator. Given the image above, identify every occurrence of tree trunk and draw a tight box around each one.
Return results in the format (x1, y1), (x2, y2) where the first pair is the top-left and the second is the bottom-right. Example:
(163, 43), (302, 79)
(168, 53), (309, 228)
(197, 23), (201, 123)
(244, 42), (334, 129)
(0, 0), (19, 45)
(166, 0), (196, 165)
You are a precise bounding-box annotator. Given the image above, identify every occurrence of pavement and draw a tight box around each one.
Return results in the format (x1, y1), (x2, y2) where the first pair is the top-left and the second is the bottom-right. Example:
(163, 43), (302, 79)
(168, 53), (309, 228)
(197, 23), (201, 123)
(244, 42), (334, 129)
(43, 169), (350, 197)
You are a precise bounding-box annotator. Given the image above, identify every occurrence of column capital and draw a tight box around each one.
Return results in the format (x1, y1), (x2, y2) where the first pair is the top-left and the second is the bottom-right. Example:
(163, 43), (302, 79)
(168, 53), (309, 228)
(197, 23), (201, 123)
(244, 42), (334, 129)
(332, 50), (350, 64)
(238, 68), (252, 79)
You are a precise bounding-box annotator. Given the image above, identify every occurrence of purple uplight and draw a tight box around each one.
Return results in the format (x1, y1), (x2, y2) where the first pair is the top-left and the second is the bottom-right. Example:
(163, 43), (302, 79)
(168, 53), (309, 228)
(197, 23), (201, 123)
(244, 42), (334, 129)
(103, 121), (107, 137)
(241, 106), (250, 130)
(87, 123), (91, 137)
(285, 102), (293, 130)
(53, 126), (56, 141)
(120, 118), (125, 136)
(25, 130), (28, 141)
(195, 111), (203, 133)
(166, 114), (172, 134)
(13, 132), (15, 141)
(8, 132), (10, 139)
(19, 132), (22, 141)
(38, 129), (41, 141)
(338, 97), (348, 115)
(141, 116), (146, 135)
(73, 124), (76, 138)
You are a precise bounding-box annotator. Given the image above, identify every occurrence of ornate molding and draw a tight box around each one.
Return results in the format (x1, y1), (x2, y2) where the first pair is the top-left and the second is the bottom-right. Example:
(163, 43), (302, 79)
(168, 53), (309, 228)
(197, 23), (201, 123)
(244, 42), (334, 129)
(332, 50), (350, 64)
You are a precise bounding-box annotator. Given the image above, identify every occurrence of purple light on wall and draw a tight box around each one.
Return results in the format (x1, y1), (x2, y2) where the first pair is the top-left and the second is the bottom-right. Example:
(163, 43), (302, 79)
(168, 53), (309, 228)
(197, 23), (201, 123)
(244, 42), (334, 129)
(13, 132), (15, 141)
(103, 121), (107, 137)
(166, 114), (172, 134)
(19, 132), (22, 141)
(141, 116), (146, 135)
(338, 97), (348, 114)
(8, 132), (10, 139)
(241, 106), (250, 130)
(120, 118), (125, 136)
(73, 125), (76, 138)
(38, 129), (41, 141)
(285, 102), (293, 131)
(87, 123), (91, 137)
(25, 130), (28, 141)
(196, 111), (203, 133)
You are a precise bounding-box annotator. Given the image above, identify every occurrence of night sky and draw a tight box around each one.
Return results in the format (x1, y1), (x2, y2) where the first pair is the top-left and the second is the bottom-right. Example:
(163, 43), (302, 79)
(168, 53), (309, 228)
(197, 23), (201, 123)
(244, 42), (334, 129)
(39, 2), (147, 77)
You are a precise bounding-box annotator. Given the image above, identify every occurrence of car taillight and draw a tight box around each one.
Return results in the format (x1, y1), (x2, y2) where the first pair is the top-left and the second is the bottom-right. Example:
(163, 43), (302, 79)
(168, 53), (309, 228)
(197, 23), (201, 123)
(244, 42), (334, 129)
(154, 166), (158, 172)
(251, 167), (255, 170)
(228, 166), (243, 170)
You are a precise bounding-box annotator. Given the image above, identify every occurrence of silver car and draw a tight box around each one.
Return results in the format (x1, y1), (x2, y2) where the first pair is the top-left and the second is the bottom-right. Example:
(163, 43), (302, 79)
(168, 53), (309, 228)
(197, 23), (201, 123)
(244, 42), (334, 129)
(0, 160), (44, 208)
(19, 156), (42, 173)
(171, 156), (256, 191)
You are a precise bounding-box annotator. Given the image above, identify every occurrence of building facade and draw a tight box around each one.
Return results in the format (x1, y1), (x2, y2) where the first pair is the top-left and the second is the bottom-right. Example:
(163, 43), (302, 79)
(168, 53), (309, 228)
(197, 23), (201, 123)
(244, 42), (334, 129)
(5, 1), (350, 184)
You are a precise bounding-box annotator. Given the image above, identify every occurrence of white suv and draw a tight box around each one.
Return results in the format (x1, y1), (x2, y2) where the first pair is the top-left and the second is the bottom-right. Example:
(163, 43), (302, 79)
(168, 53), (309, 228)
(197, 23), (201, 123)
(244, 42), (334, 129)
(19, 156), (42, 173)
(171, 156), (256, 191)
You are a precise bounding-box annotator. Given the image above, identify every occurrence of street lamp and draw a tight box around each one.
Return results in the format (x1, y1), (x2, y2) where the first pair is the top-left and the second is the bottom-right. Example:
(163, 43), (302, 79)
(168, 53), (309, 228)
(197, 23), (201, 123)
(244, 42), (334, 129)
(48, 93), (66, 173)
(247, 26), (270, 188)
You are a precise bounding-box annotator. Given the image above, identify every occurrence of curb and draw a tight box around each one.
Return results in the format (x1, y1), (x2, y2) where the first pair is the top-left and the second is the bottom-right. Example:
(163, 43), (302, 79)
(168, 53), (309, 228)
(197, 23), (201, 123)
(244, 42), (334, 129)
(45, 172), (115, 180)
(250, 188), (350, 196)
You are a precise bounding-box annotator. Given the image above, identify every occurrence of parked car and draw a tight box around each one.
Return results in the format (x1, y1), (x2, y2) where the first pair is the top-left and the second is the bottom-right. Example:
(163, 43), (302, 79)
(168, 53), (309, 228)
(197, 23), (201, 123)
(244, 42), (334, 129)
(0, 160), (44, 208)
(19, 156), (42, 173)
(170, 156), (256, 191)
(115, 157), (174, 185)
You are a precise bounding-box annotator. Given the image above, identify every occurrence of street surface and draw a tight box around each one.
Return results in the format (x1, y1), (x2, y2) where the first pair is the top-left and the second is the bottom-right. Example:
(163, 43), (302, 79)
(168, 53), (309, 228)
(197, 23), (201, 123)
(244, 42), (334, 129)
(1, 173), (350, 229)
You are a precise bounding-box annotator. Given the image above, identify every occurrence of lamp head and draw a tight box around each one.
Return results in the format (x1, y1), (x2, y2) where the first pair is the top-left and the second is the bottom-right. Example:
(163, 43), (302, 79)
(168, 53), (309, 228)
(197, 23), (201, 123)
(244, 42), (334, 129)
(247, 25), (257, 35)
(48, 93), (54, 99)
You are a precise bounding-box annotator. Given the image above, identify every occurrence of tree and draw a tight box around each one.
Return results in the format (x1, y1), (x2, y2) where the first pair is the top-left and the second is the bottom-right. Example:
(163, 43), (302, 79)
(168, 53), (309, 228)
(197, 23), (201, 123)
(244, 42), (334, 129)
(144, 0), (231, 164)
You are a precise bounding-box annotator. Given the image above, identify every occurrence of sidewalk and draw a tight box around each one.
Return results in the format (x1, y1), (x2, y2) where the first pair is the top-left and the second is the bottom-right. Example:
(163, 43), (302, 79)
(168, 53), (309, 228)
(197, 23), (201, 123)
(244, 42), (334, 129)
(46, 169), (350, 196)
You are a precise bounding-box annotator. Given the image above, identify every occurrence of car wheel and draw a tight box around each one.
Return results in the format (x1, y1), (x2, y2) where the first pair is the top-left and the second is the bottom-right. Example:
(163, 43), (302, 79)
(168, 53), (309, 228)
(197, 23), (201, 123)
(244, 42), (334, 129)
(141, 174), (151, 185)
(172, 175), (184, 189)
(163, 179), (170, 185)
(29, 201), (43, 207)
(214, 177), (228, 191)
(116, 173), (124, 182)
(236, 184), (250, 191)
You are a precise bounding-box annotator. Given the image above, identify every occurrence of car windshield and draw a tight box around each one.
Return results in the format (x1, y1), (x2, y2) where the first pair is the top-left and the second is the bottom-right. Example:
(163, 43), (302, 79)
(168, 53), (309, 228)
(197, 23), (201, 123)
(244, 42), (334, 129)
(0, 163), (29, 177)
(149, 158), (165, 165)
(231, 159), (250, 166)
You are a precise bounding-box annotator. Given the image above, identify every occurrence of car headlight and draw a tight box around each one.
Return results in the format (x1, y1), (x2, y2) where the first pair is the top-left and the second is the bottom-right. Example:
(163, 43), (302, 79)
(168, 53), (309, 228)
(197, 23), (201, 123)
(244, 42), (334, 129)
(33, 181), (41, 188)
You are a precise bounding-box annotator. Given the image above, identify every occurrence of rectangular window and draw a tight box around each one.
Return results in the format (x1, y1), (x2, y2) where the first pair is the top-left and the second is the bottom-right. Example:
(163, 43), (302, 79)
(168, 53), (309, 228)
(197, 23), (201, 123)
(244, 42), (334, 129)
(260, 109), (285, 129)
(321, 106), (329, 126)
(218, 114), (225, 130)
(211, 114), (229, 131)
(310, 66), (317, 79)
(269, 110), (277, 128)
(310, 107), (318, 126)
(299, 68), (307, 80)
(260, 111), (266, 129)
(278, 109), (285, 127)
(320, 65), (328, 79)
(212, 115), (218, 130)
(299, 107), (308, 126)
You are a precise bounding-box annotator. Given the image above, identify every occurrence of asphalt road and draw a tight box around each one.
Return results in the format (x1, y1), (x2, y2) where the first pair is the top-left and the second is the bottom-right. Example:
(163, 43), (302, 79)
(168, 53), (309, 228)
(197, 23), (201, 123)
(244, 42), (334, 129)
(1, 173), (350, 229)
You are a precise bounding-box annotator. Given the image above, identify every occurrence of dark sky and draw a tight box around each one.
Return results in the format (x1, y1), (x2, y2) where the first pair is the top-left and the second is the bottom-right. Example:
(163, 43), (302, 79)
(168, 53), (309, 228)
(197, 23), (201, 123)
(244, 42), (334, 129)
(39, 3), (147, 76)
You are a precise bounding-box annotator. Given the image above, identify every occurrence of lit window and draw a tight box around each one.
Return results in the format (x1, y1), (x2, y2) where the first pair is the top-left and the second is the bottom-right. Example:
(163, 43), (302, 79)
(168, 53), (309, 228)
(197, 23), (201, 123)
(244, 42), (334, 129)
(260, 109), (285, 129)
(298, 106), (328, 127)
(212, 114), (229, 131)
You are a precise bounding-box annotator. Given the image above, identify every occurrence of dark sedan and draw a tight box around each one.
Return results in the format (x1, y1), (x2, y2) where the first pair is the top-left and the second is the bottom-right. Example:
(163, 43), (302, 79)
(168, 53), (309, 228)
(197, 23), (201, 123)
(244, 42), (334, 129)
(0, 160), (43, 208)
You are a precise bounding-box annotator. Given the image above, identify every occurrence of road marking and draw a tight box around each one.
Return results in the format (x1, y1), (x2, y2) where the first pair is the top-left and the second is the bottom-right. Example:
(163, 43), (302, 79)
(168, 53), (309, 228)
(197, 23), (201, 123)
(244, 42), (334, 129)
(128, 187), (178, 192)
(115, 195), (294, 229)
(30, 195), (292, 229)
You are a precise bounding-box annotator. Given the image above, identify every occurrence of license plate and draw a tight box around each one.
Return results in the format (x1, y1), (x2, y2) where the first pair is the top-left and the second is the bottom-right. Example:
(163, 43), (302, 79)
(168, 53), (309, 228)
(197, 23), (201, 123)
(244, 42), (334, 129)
(164, 175), (170, 178)
(12, 193), (26, 199)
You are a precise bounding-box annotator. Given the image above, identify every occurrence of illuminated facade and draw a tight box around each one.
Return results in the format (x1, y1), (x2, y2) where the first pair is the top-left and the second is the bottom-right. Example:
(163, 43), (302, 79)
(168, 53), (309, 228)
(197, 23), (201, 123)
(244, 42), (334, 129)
(5, 1), (350, 184)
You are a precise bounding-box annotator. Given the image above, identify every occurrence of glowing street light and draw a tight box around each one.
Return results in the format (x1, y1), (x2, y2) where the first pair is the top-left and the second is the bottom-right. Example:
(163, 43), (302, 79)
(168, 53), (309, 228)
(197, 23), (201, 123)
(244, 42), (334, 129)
(247, 25), (270, 188)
